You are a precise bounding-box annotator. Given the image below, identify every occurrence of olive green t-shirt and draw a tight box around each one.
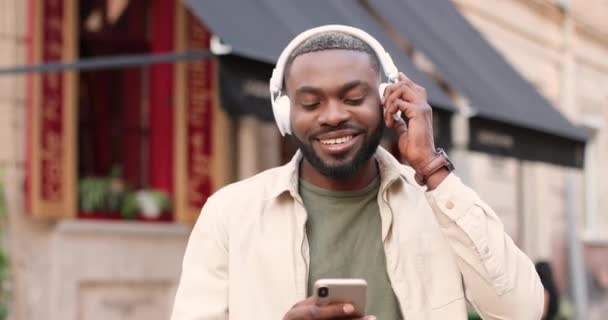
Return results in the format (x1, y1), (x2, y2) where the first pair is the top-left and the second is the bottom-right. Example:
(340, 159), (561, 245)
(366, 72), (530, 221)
(300, 178), (402, 320)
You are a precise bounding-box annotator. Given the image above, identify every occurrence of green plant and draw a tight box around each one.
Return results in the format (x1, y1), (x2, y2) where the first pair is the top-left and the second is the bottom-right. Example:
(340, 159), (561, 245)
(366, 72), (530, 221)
(120, 192), (139, 220)
(78, 176), (125, 212)
(79, 175), (172, 220)
(145, 190), (171, 212)
(120, 189), (171, 219)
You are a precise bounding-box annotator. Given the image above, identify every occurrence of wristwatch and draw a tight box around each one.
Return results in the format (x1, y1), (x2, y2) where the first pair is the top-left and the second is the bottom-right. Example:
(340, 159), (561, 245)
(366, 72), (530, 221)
(414, 148), (455, 185)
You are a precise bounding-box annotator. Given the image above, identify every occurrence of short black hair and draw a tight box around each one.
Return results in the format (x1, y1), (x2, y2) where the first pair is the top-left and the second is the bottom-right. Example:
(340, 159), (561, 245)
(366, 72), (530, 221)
(283, 31), (381, 88)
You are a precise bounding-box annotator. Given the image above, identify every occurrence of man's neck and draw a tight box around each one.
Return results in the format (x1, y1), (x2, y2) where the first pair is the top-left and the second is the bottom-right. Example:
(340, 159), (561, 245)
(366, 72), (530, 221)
(300, 158), (379, 191)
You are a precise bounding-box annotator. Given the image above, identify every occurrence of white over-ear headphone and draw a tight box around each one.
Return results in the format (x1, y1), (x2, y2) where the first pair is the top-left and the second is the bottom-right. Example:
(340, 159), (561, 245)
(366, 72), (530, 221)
(269, 24), (401, 136)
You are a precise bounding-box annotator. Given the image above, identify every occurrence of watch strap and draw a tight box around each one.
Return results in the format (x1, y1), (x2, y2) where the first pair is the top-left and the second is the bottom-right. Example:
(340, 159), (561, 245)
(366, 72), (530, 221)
(414, 148), (454, 185)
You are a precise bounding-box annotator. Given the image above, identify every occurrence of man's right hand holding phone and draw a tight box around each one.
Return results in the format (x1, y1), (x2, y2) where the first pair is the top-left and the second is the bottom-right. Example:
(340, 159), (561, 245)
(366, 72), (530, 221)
(282, 297), (376, 320)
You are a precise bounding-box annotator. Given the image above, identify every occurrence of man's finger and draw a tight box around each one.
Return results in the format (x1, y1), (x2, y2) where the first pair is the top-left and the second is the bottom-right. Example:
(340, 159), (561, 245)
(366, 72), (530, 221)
(383, 86), (411, 124)
(385, 98), (401, 127)
(384, 83), (419, 107)
(393, 117), (408, 137)
(306, 303), (357, 319)
(385, 99), (416, 127)
(382, 78), (413, 100)
(397, 72), (426, 98)
(382, 82), (396, 101)
(293, 296), (316, 308)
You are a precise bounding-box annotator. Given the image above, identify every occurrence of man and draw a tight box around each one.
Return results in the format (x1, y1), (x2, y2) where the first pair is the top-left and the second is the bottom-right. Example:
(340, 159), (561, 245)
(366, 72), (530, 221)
(171, 26), (543, 320)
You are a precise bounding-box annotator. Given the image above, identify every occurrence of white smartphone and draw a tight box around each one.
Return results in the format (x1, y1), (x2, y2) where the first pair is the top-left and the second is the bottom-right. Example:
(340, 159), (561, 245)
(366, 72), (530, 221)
(313, 278), (367, 316)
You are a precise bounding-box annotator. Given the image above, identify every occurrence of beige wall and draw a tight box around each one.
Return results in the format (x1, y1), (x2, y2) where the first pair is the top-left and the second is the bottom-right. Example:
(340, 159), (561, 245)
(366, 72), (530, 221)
(452, 0), (608, 241)
(0, 0), (25, 168)
(0, 1), (46, 318)
(236, 116), (282, 180)
(452, 1), (608, 316)
(0, 5), (27, 317)
(466, 152), (521, 244)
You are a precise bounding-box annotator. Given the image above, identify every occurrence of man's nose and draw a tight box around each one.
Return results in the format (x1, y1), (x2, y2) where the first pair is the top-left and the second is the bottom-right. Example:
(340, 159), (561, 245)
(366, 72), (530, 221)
(318, 100), (350, 127)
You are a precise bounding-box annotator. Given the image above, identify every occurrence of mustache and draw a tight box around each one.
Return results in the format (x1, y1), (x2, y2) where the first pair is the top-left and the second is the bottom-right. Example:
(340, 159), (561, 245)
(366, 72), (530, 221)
(309, 124), (366, 140)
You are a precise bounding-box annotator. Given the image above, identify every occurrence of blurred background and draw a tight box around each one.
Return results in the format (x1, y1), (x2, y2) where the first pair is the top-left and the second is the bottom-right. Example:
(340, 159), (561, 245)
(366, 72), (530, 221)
(0, 0), (606, 319)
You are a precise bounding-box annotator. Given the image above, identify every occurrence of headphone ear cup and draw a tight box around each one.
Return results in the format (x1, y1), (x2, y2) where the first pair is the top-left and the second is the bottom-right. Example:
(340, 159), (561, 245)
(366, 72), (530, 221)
(378, 82), (402, 121)
(378, 83), (389, 101)
(272, 95), (292, 136)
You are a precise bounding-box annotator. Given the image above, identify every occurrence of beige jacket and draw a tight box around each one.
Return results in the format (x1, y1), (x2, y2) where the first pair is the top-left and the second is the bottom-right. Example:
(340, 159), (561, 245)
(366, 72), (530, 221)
(171, 148), (543, 320)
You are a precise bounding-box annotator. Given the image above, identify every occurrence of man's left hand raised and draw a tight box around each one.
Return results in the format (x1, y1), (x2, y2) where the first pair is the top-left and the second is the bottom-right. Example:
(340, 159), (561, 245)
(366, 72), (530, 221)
(382, 72), (449, 189)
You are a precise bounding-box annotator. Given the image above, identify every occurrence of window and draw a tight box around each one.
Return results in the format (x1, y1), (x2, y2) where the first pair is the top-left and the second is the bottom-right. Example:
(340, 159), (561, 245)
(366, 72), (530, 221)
(26, 0), (226, 223)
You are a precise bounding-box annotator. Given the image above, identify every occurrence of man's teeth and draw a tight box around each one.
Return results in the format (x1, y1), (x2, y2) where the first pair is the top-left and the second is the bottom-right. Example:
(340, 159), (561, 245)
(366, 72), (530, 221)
(320, 135), (353, 145)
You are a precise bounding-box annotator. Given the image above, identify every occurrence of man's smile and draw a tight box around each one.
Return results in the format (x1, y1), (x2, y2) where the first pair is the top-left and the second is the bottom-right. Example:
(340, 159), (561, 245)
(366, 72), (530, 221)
(313, 130), (363, 156)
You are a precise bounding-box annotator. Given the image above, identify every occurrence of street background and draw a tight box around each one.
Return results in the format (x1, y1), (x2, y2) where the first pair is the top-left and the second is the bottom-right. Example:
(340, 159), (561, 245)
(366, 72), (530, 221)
(0, 0), (607, 319)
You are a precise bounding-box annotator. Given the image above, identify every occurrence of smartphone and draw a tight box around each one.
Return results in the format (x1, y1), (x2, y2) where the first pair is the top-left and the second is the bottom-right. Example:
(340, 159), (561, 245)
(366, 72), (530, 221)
(313, 278), (367, 316)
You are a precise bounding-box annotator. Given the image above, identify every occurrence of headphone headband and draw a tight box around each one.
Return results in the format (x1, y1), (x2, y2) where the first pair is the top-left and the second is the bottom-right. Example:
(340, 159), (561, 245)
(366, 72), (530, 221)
(269, 25), (399, 136)
(270, 25), (398, 94)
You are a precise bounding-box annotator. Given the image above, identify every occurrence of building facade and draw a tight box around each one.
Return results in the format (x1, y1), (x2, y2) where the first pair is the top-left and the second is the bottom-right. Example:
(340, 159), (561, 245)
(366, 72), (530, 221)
(453, 0), (608, 317)
(0, 0), (606, 319)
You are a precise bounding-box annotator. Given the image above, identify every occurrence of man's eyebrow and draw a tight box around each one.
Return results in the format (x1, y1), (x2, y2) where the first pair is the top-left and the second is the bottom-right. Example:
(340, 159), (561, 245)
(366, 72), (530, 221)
(294, 86), (323, 97)
(294, 81), (371, 97)
(339, 80), (370, 94)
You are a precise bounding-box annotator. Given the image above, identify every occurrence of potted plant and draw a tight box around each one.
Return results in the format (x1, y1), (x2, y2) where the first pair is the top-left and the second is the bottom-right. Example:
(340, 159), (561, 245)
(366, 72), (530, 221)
(78, 176), (123, 220)
(78, 164), (172, 222)
(121, 189), (172, 222)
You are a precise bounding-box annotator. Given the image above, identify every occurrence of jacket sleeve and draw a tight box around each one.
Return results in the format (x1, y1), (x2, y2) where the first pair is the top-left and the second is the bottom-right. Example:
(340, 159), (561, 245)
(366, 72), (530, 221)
(171, 194), (229, 320)
(425, 173), (544, 320)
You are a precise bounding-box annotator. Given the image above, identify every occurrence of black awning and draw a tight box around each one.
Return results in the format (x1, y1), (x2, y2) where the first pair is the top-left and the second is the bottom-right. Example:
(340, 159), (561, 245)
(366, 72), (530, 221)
(183, 1), (290, 63)
(469, 118), (585, 167)
(369, 0), (588, 143)
(185, 0), (456, 112)
(219, 55), (275, 121)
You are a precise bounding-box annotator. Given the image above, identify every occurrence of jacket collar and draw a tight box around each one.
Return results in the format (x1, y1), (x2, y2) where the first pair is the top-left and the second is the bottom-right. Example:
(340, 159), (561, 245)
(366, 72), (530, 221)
(269, 146), (416, 200)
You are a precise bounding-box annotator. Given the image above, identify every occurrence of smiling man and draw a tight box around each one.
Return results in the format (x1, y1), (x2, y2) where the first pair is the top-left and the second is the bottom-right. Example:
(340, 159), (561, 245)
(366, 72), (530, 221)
(289, 49), (385, 186)
(171, 26), (543, 320)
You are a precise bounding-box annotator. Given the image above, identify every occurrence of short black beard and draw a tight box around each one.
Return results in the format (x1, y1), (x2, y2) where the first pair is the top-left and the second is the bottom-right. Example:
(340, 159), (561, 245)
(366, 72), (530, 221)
(294, 117), (384, 180)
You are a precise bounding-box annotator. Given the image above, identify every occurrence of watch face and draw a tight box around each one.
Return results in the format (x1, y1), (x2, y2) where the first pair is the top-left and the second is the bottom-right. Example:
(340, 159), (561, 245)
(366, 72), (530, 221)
(437, 148), (455, 172)
(446, 161), (455, 172)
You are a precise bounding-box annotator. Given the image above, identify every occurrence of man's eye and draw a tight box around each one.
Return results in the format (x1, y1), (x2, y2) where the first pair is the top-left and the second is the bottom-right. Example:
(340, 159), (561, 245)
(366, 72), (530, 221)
(344, 97), (364, 105)
(301, 102), (319, 109)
